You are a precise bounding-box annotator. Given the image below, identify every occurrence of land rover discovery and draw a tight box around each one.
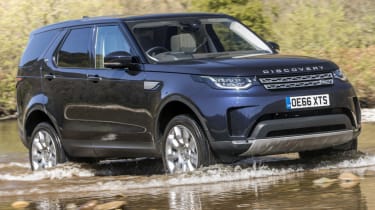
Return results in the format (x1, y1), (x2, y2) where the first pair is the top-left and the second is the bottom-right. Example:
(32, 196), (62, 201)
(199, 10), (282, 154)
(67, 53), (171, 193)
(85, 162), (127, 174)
(17, 13), (361, 173)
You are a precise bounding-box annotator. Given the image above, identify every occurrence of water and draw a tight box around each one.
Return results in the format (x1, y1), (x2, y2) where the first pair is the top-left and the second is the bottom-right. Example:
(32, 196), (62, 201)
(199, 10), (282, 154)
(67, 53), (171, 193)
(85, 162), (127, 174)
(0, 120), (374, 209)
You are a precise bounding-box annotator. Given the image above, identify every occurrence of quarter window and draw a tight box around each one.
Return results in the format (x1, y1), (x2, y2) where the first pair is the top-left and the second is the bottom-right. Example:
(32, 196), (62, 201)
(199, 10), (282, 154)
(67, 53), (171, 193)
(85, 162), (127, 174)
(20, 30), (59, 66)
(56, 28), (91, 68)
(95, 25), (131, 69)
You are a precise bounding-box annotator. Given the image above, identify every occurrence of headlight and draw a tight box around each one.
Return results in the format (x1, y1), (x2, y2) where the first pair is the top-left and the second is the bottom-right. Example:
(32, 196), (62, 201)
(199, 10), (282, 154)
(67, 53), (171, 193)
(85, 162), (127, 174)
(333, 69), (347, 81)
(201, 76), (252, 90)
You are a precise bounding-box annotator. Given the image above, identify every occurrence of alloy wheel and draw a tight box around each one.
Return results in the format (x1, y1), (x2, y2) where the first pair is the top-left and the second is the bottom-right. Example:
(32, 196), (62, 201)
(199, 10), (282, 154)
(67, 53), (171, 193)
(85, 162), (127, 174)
(165, 125), (199, 173)
(31, 130), (57, 170)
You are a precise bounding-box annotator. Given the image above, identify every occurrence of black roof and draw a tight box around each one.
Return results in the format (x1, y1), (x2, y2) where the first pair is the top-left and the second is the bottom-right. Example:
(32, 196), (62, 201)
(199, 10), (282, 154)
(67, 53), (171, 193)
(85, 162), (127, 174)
(32, 13), (230, 35)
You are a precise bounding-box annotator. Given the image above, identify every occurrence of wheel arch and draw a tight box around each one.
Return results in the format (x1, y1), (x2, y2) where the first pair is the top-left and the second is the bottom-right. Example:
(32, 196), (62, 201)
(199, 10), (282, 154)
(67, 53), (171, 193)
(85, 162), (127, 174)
(155, 95), (212, 148)
(23, 106), (60, 148)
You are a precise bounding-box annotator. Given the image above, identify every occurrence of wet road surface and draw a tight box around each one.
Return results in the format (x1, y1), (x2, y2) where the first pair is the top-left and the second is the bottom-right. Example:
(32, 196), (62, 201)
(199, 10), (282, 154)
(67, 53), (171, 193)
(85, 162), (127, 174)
(0, 120), (374, 210)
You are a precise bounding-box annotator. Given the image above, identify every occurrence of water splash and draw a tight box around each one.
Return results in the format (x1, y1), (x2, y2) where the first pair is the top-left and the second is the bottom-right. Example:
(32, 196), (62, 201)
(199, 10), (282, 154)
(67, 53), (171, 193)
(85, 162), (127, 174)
(0, 163), (94, 181)
(362, 108), (375, 122)
(0, 162), (29, 169)
(0, 162), (302, 197)
(2, 153), (375, 196)
(316, 154), (375, 170)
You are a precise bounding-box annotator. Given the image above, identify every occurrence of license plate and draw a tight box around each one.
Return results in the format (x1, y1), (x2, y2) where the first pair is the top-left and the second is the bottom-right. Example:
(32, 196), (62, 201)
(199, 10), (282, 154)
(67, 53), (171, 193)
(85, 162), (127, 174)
(286, 94), (330, 110)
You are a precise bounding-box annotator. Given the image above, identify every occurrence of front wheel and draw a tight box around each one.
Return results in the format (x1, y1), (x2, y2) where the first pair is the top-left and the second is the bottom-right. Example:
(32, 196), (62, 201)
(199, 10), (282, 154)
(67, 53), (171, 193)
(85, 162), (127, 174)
(29, 122), (67, 170)
(162, 115), (215, 173)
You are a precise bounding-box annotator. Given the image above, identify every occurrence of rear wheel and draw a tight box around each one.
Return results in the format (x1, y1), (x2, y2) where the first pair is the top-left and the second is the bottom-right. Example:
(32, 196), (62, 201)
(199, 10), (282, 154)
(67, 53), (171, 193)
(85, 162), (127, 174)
(29, 122), (67, 170)
(299, 138), (358, 159)
(162, 115), (215, 173)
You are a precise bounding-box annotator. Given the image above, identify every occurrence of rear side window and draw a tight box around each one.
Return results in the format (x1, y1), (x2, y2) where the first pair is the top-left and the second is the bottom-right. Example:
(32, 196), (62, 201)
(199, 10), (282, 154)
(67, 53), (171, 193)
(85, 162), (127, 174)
(56, 28), (91, 68)
(20, 30), (59, 66)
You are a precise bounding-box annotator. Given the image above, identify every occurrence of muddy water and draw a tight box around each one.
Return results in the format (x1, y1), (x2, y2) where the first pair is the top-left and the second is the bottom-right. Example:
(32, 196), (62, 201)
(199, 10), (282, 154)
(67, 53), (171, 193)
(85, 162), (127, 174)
(0, 120), (374, 210)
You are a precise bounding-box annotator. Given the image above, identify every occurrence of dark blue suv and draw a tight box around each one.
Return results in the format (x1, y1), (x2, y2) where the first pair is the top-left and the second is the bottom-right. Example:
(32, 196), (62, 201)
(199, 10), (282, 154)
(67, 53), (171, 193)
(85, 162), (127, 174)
(17, 13), (361, 173)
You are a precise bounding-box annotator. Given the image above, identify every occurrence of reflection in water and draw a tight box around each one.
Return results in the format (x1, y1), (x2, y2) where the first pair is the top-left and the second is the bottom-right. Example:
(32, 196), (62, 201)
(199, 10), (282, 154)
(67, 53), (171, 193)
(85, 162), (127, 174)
(0, 169), (368, 209)
(169, 188), (202, 210)
(0, 121), (373, 209)
(36, 199), (63, 210)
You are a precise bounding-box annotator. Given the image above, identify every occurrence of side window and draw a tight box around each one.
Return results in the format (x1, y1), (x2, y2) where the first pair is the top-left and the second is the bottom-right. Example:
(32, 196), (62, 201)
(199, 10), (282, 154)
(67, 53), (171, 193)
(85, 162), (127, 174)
(20, 30), (59, 66)
(95, 25), (131, 69)
(56, 28), (91, 68)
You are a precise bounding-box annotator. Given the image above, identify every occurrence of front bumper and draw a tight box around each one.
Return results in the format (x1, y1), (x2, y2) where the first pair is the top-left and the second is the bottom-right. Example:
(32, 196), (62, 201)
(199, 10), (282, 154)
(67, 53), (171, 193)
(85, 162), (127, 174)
(234, 113), (358, 156)
(194, 79), (360, 142)
(210, 114), (360, 157)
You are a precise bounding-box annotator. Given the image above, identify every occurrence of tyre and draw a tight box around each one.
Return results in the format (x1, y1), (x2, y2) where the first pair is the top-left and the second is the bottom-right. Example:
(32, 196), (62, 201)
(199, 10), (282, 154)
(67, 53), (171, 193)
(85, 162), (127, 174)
(162, 115), (215, 173)
(29, 122), (67, 170)
(299, 138), (358, 159)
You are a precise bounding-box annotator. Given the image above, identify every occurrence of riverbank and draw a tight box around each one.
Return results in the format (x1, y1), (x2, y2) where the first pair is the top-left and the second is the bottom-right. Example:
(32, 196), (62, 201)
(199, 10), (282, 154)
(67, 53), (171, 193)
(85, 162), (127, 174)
(0, 114), (17, 121)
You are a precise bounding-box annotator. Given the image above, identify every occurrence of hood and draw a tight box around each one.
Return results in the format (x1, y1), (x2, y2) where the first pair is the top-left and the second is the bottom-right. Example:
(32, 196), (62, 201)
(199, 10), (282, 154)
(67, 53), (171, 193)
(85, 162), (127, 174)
(144, 54), (339, 76)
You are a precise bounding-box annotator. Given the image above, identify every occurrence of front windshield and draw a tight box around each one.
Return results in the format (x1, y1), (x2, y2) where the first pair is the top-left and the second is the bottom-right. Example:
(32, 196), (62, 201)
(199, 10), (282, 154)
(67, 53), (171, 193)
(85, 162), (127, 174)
(128, 17), (273, 63)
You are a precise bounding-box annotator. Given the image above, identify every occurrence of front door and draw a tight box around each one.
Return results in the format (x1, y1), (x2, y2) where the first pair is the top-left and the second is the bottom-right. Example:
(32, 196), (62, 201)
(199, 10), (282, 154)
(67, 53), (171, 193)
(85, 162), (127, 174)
(85, 25), (154, 157)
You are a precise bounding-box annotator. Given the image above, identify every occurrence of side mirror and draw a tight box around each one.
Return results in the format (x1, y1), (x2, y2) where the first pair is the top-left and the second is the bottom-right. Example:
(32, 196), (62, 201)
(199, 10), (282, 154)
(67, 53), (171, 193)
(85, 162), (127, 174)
(104, 51), (136, 69)
(268, 41), (280, 52)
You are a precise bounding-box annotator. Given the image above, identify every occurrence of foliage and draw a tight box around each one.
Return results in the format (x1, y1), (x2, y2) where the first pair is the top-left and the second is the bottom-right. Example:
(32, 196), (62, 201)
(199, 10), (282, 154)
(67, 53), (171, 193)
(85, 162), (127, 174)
(0, 71), (16, 116)
(190, 0), (273, 39)
(271, 0), (375, 50)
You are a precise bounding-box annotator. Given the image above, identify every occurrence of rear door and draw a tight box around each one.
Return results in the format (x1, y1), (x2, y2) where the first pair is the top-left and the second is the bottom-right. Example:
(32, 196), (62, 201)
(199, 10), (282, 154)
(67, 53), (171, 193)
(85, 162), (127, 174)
(84, 24), (155, 157)
(42, 27), (96, 157)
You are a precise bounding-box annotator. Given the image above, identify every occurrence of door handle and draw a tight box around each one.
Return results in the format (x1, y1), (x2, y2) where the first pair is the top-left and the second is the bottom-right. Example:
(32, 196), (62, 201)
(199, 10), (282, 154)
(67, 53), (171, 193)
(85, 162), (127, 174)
(43, 73), (56, 81)
(87, 75), (102, 83)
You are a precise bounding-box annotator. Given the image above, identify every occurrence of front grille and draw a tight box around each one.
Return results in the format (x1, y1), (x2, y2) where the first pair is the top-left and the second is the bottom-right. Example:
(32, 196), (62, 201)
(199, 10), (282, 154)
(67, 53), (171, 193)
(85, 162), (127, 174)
(259, 73), (333, 90)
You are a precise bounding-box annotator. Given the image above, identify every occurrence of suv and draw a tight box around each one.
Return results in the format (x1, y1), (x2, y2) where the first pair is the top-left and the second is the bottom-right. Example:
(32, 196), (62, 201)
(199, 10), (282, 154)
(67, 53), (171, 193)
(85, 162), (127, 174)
(17, 13), (361, 173)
